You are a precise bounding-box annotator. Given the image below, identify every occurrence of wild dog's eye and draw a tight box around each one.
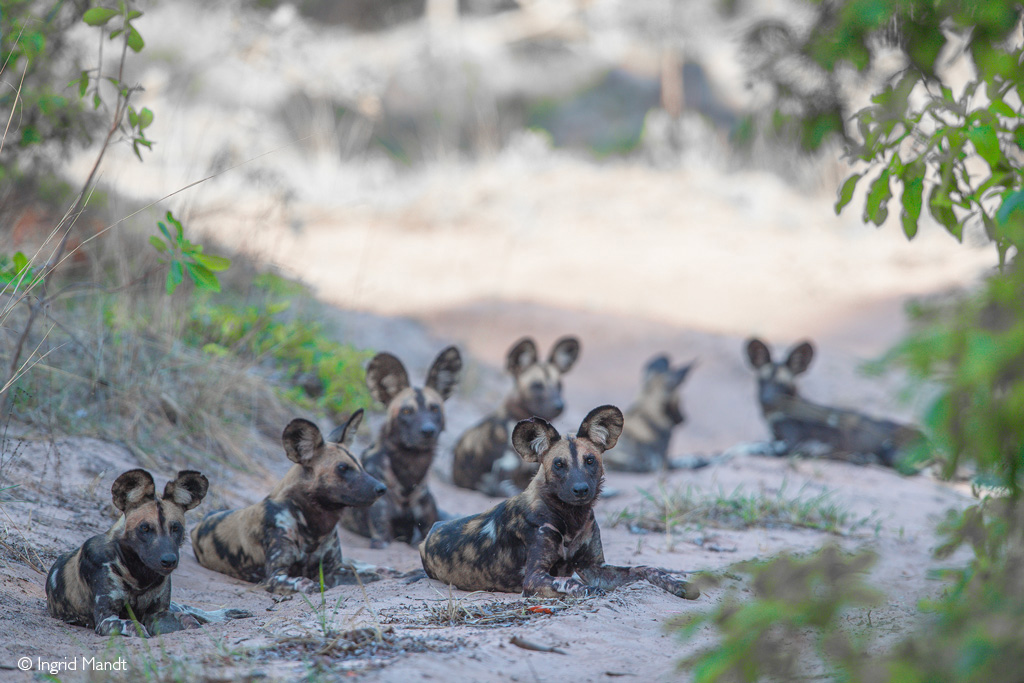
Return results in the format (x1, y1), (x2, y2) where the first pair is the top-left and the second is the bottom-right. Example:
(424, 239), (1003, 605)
(336, 463), (350, 476)
(138, 523), (153, 534)
(429, 404), (441, 414)
(529, 381), (544, 393)
(169, 522), (182, 534)
(400, 406), (414, 416)
(553, 458), (566, 470)
(584, 455), (596, 466)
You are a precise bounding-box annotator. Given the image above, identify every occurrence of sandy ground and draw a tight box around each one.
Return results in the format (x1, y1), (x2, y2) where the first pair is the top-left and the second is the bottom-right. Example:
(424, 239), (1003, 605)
(0, 0), (999, 680)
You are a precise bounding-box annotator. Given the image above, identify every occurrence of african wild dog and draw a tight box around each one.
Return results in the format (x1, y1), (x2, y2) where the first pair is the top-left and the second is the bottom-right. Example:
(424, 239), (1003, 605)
(46, 469), (251, 637)
(421, 405), (699, 600)
(191, 411), (387, 594)
(452, 336), (580, 496)
(745, 338), (924, 467)
(340, 346), (462, 548)
(604, 355), (696, 472)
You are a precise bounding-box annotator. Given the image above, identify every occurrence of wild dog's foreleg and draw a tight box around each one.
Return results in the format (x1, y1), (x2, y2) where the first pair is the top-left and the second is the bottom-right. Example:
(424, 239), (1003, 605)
(261, 528), (318, 594)
(522, 525), (592, 598)
(143, 609), (201, 636)
(92, 576), (148, 637)
(315, 533), (385, 586)
(412, 489), (441, 544)
(366, 496), (392, 549)
(168, 602), (253, 624)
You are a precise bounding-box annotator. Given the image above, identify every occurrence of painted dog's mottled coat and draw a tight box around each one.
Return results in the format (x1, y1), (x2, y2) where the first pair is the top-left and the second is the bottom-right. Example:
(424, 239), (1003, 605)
(746, 338), (923, 466)
(46, 469), (251, 637)
(604, 355), (695, 472)
(341, 346), (462, 548)
(452, 336), (580, 496)
(421, 405), (699, 600)
(191, 412), (387, 594)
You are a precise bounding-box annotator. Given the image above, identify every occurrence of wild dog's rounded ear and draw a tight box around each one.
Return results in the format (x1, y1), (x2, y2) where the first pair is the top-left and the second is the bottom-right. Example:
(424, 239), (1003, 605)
(426, 346), (462, 401)
(577, 405), (624, 451)
(365, 353), (410, 406)
(163, 470), (209, 511)
(671, 360), (696, 387)
(327, 409), (364, 446)
(745, 338), (772, 369)
(111, 469), (156, 513)
(548, 336), (581, 374)
(282, 418), (325, 465)
(786, 341), (815, 375)
(511, 417), (560, 463)
(506, 338), (538, 376)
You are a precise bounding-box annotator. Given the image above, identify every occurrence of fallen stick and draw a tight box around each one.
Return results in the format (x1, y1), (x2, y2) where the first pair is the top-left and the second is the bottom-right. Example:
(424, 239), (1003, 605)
(510, 635), (567, 654)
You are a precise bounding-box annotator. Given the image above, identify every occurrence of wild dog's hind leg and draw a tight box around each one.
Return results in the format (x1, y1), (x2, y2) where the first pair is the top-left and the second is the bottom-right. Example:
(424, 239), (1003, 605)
(168, 602), (253, 624)
(575, 528), (700, 600)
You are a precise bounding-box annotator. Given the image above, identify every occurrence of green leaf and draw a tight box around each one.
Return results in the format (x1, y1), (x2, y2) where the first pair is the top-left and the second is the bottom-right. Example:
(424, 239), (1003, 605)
(186, 262), (221, 292)
(83, 7), (118, 26)
(128, 107), (138, 128)
(167, 260), (184, 294)
(193, 253), (231, 272)
(93, 93), (102, 110)
(928, 185), (960, 240)
(900, 161), (925, 240)
(149, 236), (168, 254)
(990, 99), (1016, 118)
(77, 71), (89, 98)
(835, 173), (862, 214)
(996, 189), (1024, 225)
(126, 26), (145, 53)
(157, 220), (172, 243)
(166, 211), (184, 243)
(138, 107), (153, 130)
(968, 125), (1001, 167)
(12, 252), (29, 274)
(864, 168), (892, 226)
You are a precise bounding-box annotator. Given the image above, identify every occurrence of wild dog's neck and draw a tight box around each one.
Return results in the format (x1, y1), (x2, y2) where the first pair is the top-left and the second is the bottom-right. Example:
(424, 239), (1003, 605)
(291, 490), (345, 540)
(379, 429), (434, 492)
(114, 534), (166, 592)
(527, 478), (596, 536)
(269, 466), (344, 539)
(499, 397), (533, 422)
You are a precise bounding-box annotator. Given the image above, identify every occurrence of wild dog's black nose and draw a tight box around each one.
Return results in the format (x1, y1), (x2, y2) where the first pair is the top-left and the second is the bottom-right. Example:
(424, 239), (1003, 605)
(160, 553), (178, 569)
(553, 398), (565, 412)
(374, 483), (387, 496)
(572, 482), (590, 498)
(420, 424), (438, 438)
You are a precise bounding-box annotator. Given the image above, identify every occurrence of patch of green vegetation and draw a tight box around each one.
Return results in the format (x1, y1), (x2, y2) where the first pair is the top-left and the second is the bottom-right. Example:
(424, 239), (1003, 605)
(609, 482), (863, 536)
(184, 272), (373, 419)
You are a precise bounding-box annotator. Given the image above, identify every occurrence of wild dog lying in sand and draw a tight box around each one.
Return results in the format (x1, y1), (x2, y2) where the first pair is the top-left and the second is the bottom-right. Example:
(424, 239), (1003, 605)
(341, 347), (462, 548)
(604, 355), (698, 472)
(453, 336), (580, 496)
(745, 338), (924, 467)
(421, 405), (699, 600)
(191, 412), (387, 594)
(46, 469), (251, 637)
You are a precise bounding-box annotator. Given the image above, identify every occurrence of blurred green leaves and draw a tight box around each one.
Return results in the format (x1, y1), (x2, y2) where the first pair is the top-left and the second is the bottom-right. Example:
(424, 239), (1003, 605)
(150, 212), (231, 294)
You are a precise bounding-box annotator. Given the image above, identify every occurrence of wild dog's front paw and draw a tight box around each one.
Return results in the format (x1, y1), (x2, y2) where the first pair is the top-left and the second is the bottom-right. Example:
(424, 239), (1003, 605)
(147, 611), (201, 636)
(553, 577), (594, 597)
(96, 616), (148, 638)
(265, 575), (318, 595)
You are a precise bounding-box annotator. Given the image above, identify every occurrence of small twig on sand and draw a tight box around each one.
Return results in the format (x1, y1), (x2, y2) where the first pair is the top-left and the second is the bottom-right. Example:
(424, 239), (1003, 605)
(510, 635), (566, 655)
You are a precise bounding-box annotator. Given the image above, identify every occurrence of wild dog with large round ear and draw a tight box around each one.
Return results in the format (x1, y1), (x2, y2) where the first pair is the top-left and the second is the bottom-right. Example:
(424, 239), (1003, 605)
(420, 405), (700, 600)
(46, 469), (251, 637)
(191, 411), (389, 594)
(341, 346), (462, 548)
(745, 337), (924, 467)
(605, 354), (697, 473)
(452, 335), (582, 496)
